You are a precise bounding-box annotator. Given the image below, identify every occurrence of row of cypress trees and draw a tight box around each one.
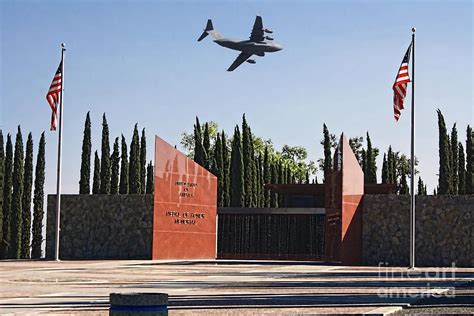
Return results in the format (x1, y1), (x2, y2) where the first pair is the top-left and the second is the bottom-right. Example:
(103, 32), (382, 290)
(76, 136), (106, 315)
(379, 110), (472, 195)
(319, 124), (426, 195)
(437, 109), (473, 195)
(321, 126), (382, 185)
(79, 112), (154, 195)
(192, 115), (314, 208)
(0, 128), (46, 259)
(322, 114), (474, 196)
(195, 118), (427, 202)
(381, 148), (415, 195)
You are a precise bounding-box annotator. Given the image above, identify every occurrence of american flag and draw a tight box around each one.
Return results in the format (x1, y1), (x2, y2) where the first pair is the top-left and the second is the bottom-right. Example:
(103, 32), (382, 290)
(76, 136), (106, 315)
(393, 44), (412, 121)
(46, 62), (62, 131)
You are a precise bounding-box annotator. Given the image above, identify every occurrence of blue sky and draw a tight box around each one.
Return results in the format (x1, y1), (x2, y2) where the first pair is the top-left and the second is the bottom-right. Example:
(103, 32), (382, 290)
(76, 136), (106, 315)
(1, 0), (472, 195)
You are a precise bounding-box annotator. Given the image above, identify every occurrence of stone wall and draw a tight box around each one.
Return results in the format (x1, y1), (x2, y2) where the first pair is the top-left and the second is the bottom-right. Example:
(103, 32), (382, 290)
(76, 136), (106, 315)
(46, 194), (154, 259)
(362, 195), (473, 267)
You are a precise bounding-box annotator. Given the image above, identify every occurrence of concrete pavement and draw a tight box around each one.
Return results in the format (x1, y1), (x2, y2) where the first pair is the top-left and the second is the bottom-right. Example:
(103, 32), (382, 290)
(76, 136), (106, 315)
(0, 260), (472, 315)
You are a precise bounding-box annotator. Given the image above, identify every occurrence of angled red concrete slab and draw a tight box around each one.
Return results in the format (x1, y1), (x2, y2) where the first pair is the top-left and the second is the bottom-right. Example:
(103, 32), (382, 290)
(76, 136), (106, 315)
(153, 135), (217, 260)
(325, 134), (364, 265)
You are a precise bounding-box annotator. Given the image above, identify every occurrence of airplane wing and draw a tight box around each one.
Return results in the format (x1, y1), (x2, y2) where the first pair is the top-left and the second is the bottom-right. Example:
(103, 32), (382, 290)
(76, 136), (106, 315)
(227, 52), (252, 71)
(249, 16), (264, 42)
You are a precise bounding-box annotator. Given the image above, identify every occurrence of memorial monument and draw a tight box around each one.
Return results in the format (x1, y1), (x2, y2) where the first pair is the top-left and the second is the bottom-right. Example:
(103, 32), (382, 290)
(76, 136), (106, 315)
(152, 136), (217, 259)
(324, 134), (364, 265)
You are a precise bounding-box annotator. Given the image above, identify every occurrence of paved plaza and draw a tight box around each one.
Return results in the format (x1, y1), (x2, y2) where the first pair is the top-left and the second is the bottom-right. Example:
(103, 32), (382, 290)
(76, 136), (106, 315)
(0, 260), (473, 315)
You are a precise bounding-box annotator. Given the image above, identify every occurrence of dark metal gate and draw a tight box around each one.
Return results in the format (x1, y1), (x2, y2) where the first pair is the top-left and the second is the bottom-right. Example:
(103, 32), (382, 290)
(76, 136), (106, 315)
(217, 208), (325, 260)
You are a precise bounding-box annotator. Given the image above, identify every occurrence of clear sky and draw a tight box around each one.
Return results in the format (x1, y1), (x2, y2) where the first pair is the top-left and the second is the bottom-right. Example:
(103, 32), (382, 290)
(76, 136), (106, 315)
(1, 0), (472, 196)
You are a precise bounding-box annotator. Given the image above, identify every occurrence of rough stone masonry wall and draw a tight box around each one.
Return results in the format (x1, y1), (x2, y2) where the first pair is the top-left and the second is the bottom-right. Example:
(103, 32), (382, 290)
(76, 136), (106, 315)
(362, 195), (473, 267)
(46, 194), (154, 259)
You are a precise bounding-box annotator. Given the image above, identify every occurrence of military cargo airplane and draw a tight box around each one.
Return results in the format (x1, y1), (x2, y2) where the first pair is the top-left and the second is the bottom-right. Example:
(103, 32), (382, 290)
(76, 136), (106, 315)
(197, 16), (283, 71)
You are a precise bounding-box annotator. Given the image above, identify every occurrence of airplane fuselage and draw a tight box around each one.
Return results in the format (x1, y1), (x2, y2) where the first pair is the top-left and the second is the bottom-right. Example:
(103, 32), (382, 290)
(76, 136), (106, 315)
(214, 38), (282, 55)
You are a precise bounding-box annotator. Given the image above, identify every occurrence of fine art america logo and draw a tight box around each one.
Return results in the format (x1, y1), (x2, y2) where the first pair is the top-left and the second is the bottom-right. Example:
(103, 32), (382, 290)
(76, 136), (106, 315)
(377, 262), (457, 299)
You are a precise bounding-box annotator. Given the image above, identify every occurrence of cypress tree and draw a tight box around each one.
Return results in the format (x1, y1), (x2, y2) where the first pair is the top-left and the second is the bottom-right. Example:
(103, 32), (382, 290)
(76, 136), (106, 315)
(0, 134), (13, 258)
(146, 161), (154, 194)
(361, 149), (366, 175)
(399, 173), (409, 195)
(255, 154), (262, 206)
(466, 125), (473, 194)
(221, 131), (230, 207)
(365, 133), (377, 183)
(110, 137), (120, 194)
(458, 142), (466, 195)
(129, 124), (141, 194)
(0, 131), (3, 244)
(451, 124), (458, 194)
(437, 109), (451, 194)
(253, 153), (259, 206)
(278, 162), (285, 206)
(392, 151), (399, 188)
(447, 134), (453, 193)
(92, 151), (101, 194)
(257, 153), (264, 206)
(254, 155), (260, 207)
(212, 135), (224, 206)
(270, 160), (278, 207)
(242, 115), (253, 207)
(387, 146), (395, 184)
(263, 146), (270, 207)
(119, 135), (129, 194)
(230, 126), (244, 207)
(79, 112), (91, 194)
(417, 177), (425, 195)
(365, 136), (371, 182)
(21, 133), (33, 258)
(381, 153), (388, 184)
(100, 114), (111, 194)
(140, 128), (147, 194)
(193, 117), (206, 167)
(249, 130), (258, 207)
(9, 126), (24, 258)
(31, 133), (45, 259)
(323, 124), (332, 181)
(203, 123), (211, 170)
(285, 164), (291, 184)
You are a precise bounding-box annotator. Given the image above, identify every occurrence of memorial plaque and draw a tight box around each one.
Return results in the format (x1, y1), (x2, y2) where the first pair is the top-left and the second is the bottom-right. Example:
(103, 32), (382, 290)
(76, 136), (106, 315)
(152, 136), (217, 259)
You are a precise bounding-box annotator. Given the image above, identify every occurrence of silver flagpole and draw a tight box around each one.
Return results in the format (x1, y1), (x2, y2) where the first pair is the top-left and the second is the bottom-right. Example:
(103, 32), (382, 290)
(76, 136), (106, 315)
(54, 43), (66, 261)
(409, 28), (416, 269)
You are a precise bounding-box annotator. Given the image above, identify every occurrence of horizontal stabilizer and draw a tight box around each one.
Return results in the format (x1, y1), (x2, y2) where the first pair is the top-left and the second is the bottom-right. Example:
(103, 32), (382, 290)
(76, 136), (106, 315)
(197, 31), (208, 42)
(197, 19), (214, 41)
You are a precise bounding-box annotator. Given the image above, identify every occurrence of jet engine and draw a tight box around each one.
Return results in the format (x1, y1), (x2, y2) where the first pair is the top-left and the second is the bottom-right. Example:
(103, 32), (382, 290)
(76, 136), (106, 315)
(246, 59), (256, 64)
(264, 28), (273, 34)
(265, 36), (274, 40)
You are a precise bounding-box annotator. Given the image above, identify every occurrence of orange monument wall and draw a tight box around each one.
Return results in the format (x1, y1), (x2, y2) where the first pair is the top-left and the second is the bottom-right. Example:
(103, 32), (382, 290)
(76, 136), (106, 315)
(325, 134), (364, 265)
(152, 136), (217, 260)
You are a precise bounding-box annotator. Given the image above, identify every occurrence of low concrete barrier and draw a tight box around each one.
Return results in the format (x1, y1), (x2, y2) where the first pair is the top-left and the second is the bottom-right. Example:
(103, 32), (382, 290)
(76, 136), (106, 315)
(109, 293), (168, 315)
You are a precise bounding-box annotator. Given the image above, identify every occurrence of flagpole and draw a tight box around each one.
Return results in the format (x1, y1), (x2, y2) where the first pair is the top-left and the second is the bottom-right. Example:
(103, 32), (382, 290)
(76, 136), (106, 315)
(54, 43), (66, 261)
(409, 28), (416, 269)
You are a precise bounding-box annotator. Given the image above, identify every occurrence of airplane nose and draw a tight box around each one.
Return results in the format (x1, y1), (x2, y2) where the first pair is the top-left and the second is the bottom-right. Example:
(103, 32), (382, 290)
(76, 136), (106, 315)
(274, 43), (283, 51)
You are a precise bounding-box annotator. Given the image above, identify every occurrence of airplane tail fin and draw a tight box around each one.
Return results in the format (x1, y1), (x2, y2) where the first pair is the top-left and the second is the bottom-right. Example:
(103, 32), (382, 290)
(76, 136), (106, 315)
(197, 19), (221, 41)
